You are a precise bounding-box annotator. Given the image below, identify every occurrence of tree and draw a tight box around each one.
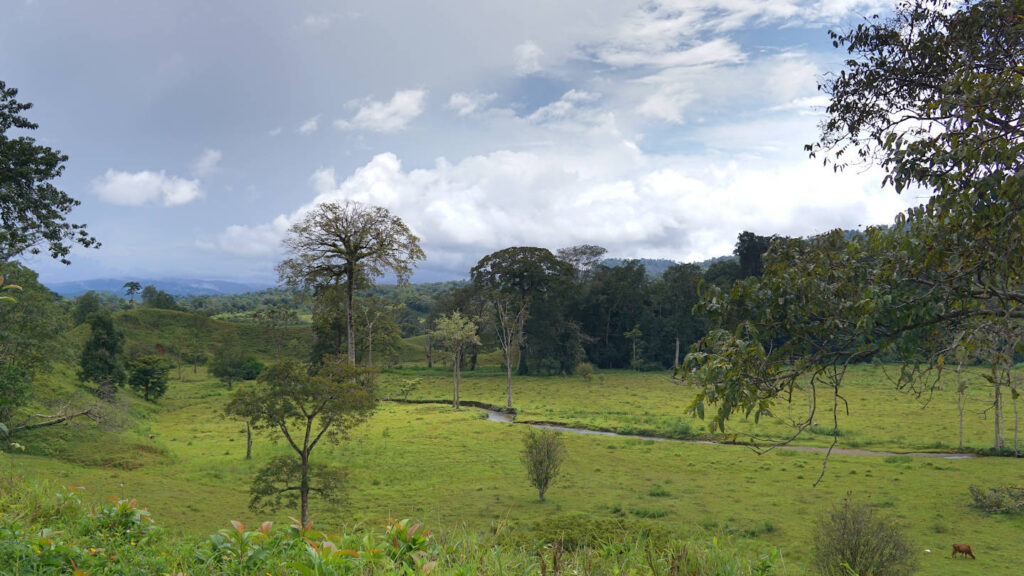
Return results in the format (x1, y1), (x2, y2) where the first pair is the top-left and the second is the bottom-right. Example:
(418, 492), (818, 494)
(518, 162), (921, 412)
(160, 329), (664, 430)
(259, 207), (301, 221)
(224, 356), (375, 524)
(127, 355), (170, 402)
(433, 312), (480, 409)
(734, 231), (773, 279)
(78, 310), (126, 399)
(557, 244), (607, 283)
(210, 336), (245, 390)
(141, 285), (179, 310)
(682, 0), (1024, 470)
(492, 292), (528, 408)
(0, 81), (98, 264)
(277, 201), (425, 365)
(471, 247), (577, 375)
(71, 291), (102, 326)
(1, 263), (68, 428)
(122, 281), (141, 305)
(521, 428), (566, 502)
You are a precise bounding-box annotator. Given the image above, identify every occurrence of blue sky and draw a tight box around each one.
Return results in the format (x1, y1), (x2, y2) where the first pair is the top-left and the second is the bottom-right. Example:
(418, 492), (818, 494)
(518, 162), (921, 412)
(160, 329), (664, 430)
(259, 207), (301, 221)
(3, 0), (918, 285)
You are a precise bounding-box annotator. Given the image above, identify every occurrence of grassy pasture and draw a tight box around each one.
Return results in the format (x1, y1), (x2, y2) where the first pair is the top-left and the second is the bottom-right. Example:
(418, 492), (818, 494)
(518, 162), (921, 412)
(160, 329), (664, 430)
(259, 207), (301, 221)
(10, 361), (1024, 575)
(378, 363), (1023, 454)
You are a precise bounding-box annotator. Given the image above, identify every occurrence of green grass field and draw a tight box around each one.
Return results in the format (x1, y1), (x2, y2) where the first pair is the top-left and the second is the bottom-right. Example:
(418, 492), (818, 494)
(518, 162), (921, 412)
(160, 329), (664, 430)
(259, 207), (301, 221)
(9, 349), (1024, 575)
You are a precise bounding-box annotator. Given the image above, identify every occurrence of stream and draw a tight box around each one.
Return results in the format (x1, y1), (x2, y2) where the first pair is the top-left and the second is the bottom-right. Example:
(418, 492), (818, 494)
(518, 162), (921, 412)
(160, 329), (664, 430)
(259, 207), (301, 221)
(478, 407), (975, 459)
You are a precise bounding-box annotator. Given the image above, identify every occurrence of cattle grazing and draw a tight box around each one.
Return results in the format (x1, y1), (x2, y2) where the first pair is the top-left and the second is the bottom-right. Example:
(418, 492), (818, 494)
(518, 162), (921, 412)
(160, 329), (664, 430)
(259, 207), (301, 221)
(951, 543), (975, 559)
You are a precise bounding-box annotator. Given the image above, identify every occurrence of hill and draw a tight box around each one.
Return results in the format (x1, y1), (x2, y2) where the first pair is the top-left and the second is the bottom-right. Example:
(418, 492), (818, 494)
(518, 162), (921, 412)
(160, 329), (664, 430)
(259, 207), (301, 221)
(46, 278), (273, 298)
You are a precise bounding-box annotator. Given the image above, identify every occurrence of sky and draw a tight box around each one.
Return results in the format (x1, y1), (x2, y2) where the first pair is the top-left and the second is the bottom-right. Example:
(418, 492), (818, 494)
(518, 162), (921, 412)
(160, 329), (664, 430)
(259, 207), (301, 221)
(2, 0), (921, 286)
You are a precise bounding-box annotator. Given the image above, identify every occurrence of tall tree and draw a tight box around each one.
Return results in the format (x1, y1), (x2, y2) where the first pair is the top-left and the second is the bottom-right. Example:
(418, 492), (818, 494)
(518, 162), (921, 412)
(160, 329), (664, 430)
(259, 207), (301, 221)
(492, 292), (528, 408)
(471, 247), (577, 375)
(734, 231), (773, 279)
(78, 310), (126, 399)
(433, 311), (480, 409)
(0, 81), (98, 264)
(225, 356), (375, 524)
(122, 281), (142, 305)
(556, 244), (607, 283)
(278, 201), (425, 365)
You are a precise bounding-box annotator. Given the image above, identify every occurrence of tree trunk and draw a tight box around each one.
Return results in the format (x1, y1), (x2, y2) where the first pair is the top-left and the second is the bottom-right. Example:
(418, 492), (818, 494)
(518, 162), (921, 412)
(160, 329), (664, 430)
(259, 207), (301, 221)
(346, 269), (356, 365)
(246, 422), (252, 460)
(452, 350), (461, 409)
(177, 351), (182, 380)
(994, 379), (1003, 452)
(1014, 388), (1019, 457)
(957, 362), (965, 450)
(506, 361), (513, 409)
(674, 337), (680, 368)
(300, 452), (310, 525)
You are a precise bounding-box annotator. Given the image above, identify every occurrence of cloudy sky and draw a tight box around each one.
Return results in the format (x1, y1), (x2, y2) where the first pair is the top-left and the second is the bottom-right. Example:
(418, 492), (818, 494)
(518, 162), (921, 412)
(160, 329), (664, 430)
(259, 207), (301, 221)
(3, 0), (919, 286)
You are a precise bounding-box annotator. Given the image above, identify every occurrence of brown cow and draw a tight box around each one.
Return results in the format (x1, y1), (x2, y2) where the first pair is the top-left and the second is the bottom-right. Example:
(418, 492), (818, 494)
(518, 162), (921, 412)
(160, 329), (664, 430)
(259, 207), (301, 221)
(952, 544), (976, 559)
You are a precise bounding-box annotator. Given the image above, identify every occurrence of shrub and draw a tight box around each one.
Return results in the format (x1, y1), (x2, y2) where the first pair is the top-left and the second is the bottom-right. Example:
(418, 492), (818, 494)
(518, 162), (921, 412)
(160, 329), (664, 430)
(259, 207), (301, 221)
(521, 428), (566, 501)
(576, 362), (594, 382)
(811, 496), (917, 576)
(968, 485), (1024, 514)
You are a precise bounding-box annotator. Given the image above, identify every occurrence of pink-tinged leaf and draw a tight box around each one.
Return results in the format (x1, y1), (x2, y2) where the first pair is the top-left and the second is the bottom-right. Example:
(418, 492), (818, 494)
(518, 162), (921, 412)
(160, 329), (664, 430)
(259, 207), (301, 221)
(260, 521), (273, 534)
(230, 520), (244, 533)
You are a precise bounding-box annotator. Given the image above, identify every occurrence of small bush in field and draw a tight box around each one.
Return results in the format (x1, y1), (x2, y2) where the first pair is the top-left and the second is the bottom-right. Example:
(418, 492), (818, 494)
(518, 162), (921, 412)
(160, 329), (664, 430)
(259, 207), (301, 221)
(577, 362), (594, 382)
(968, 485), (1024, 514)
(811, 496), (917, 576)
(521, 428), (566, 501)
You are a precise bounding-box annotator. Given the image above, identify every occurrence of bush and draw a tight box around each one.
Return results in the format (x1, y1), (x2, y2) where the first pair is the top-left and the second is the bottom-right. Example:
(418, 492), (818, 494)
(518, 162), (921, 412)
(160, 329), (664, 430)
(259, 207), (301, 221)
(968, 485), (1024, 514)
(576, 362), (594, 382)
(238, 357), (265, 380)
(521, 428), (566, 501)
(811, 496), (917, 576)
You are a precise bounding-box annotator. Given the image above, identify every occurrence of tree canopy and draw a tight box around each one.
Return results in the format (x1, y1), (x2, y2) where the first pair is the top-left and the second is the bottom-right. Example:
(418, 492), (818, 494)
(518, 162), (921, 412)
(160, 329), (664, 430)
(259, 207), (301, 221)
(0, 81), (98, 264)
(224, 356), (375, 524)
(278, 201), (424, 364)
(682, 0), (1024, 469)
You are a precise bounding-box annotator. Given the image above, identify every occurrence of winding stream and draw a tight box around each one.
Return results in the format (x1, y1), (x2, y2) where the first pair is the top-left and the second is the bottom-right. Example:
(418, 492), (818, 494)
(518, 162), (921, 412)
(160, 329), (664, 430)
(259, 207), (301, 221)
(478, 407), (975, 459)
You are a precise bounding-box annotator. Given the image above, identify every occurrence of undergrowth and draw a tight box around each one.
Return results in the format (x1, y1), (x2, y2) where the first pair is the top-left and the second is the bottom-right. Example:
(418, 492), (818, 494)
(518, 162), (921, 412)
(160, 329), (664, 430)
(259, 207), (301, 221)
(0, 472), (787, 575)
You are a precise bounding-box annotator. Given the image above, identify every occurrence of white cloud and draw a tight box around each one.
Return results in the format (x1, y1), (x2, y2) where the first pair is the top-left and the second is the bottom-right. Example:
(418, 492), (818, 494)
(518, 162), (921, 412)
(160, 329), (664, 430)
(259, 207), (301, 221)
(299, 115), (320, 134)
(447, 92), (498, 116)
(217, 144), (915, 270)
(335, 90), (426, 133)
(192, 149), (222, 177)
(92, 170), (201, 207)
(268, 127), (282, 136)
(529, 90), (600, 123)
(513, 41), (544, 75)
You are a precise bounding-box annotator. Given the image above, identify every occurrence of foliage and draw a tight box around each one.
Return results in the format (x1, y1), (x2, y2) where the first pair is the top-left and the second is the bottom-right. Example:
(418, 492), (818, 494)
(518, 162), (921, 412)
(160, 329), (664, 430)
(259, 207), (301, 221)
(556, 244), (607, 283)
(811, 496), (917, 576)
(278, 200), (425, 363)
(0, 264), (64, 423)
(127, 355), (171, 402)
(78, 309), (126, 399)
(968, 485), (1024, 514)
(0, 80), (98, 264)
(433, 311), (480, 408)
(140, 285), (180, 311)
(247, 455), (346, 515)
(224, 356), (376, 523)
(521, 427), (566, 501)
(209, 337), (245, 389)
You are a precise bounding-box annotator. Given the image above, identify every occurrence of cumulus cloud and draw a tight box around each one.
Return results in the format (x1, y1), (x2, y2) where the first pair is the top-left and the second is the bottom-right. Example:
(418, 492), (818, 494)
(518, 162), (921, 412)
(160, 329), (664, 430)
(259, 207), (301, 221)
(335, 90), (426, 133)
(447, 92), (498, 116)
(192, 149), (222, 177)
(513, 41), (544, 75)
(299, 115), (320, 134)
(217, 145), (914, 271)
(93, 170), (201, 207)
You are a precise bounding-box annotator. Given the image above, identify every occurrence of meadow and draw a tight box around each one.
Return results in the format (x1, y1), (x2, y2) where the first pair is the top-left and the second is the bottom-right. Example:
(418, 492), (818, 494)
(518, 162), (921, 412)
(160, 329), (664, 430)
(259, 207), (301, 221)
(7, 331), (1024, 575)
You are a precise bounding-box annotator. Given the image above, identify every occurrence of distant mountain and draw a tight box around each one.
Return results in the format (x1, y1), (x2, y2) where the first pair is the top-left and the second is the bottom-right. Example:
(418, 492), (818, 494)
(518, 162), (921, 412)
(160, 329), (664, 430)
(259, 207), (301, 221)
(46, 278), (274, 299)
